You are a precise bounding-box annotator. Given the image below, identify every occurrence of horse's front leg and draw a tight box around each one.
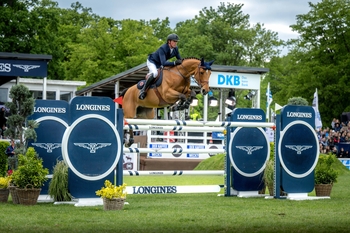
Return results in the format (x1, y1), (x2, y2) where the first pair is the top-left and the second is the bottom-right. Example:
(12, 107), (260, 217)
(177, 90), (194, 110)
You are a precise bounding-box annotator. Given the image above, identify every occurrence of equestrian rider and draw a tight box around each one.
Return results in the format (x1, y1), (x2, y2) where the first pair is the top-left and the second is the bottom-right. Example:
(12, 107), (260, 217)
(139, 33), (182, 100)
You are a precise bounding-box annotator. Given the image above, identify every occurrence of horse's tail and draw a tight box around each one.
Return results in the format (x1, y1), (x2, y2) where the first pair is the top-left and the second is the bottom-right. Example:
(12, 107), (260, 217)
(120, 88), (129, 97)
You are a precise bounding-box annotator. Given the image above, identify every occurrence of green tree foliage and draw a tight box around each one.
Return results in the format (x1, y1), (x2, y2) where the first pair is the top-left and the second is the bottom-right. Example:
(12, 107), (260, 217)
(266, 0), (350, 125)
(176, 2), (282, 66)
(5, 85), (38, 154)
(287, 97), (308, 106)
(63, 18), (163, 85)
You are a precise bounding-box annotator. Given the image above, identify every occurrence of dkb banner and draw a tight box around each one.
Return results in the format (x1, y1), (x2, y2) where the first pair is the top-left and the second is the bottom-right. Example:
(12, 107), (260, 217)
(227, 108), (270, 193)
(29, 100), (69, 194)
(278, 105), (319, 193)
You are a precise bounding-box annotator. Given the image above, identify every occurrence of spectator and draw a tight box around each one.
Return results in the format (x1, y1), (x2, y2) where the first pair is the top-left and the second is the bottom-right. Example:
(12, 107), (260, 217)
(327, 135), (335, 152)
(338, 147), (345, 158)
(6, 139), (17, 171)
(340, 131), (347, 142)
(331, 118), (337, 129)
(320, 137), (328, 154)
(334, 122), (341, 132)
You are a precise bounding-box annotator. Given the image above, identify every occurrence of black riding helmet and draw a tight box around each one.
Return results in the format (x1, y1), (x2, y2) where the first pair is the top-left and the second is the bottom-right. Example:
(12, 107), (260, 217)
(167, 33), (180, 42)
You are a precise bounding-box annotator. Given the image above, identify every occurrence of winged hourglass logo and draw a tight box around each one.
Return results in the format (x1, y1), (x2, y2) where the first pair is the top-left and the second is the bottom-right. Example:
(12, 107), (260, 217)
(73, 143), (111, 153)
(235, 146), (263, 155)
(285, 145), (313, 154)
(31, 143), (61, 153)
(13, 64), (40, 72)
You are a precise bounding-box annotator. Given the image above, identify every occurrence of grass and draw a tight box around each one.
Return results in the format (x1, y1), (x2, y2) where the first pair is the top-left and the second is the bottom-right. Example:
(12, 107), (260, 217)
(1, 155), (349, 233)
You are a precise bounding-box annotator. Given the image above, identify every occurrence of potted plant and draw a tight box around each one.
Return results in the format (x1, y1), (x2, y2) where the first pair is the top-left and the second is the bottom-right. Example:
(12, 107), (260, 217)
(314, 154), (338, 196)
(11, 147), (49, 205)
(0, 175), (11, 203)
(96, 180), (127, 211)
(48, 160), (72, 202)
(263, 159), (275, 195)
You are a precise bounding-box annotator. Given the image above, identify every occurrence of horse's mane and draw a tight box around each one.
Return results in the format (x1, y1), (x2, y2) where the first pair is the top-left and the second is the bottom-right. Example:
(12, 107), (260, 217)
(182, 57), (201, 61)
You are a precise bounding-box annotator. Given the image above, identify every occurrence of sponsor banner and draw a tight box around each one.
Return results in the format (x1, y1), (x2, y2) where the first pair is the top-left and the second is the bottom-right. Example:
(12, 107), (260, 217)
(147, 143), (224, 159)
(126, 185), (221, 194)
(69, 96), (115, 124)
(280, 105), (315, 128)
(0, 59), (47, 77)
(28, 100), (69, 194)
(191, 71), (261, 90)
(339, 158), (350, 170)
(123, 143), (138, 170)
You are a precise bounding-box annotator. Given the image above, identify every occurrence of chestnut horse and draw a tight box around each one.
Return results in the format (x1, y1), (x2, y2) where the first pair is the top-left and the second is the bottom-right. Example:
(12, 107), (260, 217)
(120, 57), (214, 147)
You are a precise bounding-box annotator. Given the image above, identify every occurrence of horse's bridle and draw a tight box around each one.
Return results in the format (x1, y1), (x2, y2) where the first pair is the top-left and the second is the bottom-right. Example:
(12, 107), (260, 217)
(171, 63), (210, 93)
(193, 65), (209, 89)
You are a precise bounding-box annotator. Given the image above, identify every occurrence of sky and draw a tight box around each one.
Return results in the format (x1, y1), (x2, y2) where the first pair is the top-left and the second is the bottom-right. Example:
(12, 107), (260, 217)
(55, 0), (320, 51)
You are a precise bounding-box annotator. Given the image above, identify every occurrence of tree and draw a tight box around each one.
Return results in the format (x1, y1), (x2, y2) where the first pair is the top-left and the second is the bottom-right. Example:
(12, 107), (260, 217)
(287, 97), (308, 106)
(176, 2), (282, 66)
(63, 18), (164, 85)
(5, 85), (38, 154)
(277, 0), (350, 125)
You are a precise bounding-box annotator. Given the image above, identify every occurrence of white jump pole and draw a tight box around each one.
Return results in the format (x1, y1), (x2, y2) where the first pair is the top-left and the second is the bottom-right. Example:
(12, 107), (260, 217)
(123, 148), (225, 154)
(124, 118), (275, 128)
(124, 125), (225, 132)
(123, 170), (225, 176)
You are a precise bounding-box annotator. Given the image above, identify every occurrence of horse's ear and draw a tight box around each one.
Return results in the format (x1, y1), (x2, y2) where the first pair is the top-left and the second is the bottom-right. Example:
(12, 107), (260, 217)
(208, 60), (215, 66)
(200, 58), (205, 66)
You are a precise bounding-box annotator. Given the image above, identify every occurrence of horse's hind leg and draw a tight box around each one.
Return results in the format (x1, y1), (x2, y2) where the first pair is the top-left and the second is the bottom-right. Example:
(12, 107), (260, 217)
(124, 129), (134, 147)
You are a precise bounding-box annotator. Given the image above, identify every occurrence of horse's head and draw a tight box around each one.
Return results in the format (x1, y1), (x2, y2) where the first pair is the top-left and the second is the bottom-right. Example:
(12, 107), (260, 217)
(193, 58), (214, 95)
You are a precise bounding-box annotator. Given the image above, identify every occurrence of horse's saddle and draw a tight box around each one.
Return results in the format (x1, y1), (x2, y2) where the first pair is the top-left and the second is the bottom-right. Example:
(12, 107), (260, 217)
(136, 69), (163, 90)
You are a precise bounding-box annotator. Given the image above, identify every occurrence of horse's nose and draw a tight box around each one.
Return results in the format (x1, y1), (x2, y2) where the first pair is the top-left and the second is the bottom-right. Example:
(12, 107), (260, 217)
(201, 89), (208, 95)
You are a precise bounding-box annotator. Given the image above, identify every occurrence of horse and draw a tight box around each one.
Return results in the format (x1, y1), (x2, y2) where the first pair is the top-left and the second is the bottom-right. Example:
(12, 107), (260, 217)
(119, 57), (214, 147)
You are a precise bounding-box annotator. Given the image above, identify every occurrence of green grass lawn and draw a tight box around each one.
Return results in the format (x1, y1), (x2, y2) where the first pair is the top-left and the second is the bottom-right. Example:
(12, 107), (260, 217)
(1, 155), (349, 233)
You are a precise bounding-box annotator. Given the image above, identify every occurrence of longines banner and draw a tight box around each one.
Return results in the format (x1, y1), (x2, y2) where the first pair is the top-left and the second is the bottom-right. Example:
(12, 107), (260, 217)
(227, 108), (269, 192)
(0, 59), (48, 77)
(28, 100), (69, 194)
(30, 97), (124, 198)
(278, 105), (319, 193)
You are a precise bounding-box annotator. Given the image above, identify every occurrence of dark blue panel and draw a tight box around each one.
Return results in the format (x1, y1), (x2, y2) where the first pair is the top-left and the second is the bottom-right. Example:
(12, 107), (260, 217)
(0, 59), (47, 77)
(69, 96), (115, 125)
(279, 105), (318, 193)
(30, 100), (69, 122)
(228, 108), (268, 192)
(67, 118), (118, 176)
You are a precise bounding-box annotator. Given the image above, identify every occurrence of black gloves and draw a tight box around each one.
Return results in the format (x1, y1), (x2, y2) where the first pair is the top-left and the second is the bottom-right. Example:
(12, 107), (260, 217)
(174, 59), (182, 65)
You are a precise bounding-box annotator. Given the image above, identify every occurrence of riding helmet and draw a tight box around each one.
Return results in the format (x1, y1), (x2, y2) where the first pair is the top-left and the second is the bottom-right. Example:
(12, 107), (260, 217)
(167, 33), (180, 41)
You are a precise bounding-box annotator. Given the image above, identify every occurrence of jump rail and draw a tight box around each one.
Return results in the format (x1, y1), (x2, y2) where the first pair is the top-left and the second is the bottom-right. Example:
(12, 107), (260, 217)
(124, 118), (275, 128)
(124, 125), (226, 132)
(123, 170), (225, 176)
(123, 148), (225, 154)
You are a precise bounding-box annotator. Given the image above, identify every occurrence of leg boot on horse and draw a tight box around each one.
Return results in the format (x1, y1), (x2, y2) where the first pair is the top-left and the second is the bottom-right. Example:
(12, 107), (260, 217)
(139, 74), (155, 100)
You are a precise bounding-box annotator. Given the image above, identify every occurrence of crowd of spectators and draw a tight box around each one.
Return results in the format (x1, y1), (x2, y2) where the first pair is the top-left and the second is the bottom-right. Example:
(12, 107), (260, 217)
(318, 118), (350, 158)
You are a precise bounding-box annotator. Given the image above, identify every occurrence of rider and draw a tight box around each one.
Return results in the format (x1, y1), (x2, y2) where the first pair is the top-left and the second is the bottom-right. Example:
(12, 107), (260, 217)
(139, 33), (183, 100)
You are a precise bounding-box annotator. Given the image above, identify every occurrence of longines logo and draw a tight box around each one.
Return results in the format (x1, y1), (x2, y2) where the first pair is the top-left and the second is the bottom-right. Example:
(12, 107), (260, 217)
(285, 145), (313, 154)
(31, 143), (61, 153)
(74, 143), (111, 153)
(13, 64), (40, 72)
(0, 63), (11, 72)
(236, 146), (263, 155)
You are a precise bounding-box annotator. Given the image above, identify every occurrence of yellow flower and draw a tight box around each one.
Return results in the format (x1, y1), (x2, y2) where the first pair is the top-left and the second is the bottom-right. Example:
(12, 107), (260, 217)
(95, 180), (127, 200)
(0, 176), (11, 189)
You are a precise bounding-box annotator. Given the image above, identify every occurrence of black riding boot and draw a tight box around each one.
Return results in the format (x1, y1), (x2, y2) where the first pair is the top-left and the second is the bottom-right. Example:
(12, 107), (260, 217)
(139, 74), (155, 100)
